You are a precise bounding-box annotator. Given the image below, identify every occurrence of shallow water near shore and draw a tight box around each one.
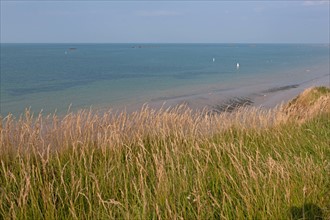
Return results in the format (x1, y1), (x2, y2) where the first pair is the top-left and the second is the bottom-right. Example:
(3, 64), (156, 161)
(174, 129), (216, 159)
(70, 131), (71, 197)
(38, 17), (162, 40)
(1, 43), (329, 116)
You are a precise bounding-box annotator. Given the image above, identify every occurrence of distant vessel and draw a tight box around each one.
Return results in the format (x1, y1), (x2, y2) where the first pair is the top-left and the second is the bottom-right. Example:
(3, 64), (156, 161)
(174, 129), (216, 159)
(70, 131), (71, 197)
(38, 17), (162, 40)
(213, 58), (215, 62)
(236, 63), (240, 69)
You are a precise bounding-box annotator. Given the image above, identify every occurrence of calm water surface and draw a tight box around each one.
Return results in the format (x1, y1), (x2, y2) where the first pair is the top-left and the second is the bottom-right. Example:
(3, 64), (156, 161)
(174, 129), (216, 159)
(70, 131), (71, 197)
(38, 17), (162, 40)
(1, 43), (329, 115)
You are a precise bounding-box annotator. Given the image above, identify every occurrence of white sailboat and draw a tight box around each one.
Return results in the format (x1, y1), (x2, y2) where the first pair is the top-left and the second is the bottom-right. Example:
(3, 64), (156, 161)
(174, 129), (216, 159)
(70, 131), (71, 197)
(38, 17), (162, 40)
(236, 62), (240, 69)
(213, 58), (215, 62)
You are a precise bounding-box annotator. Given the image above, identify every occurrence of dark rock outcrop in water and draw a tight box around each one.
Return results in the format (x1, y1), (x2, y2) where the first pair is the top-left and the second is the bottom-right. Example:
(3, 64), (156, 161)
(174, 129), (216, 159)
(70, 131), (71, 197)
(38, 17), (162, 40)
(212, 97), (254, 113)
(263, 84), (299, 93)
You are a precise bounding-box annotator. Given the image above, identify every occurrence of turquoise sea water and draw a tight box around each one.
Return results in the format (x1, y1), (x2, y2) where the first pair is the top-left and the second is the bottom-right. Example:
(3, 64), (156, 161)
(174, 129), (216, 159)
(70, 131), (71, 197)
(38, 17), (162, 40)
(1, 43), (329, 116)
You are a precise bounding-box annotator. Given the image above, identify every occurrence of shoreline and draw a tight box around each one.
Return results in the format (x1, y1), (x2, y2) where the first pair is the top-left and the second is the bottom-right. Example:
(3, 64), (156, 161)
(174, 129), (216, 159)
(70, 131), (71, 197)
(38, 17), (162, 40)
(120, 66), (329, 114)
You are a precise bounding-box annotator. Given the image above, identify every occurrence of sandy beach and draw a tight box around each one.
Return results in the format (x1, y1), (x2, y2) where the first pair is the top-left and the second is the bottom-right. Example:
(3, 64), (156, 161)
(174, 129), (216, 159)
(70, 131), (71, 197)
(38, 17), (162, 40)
(122, 63), (330, 113)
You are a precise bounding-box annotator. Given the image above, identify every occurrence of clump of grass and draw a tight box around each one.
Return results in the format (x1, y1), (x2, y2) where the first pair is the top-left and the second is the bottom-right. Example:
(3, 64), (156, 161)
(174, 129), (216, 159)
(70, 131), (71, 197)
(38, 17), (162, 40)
(288, 86), (330, 107)
(0, 87), (329, 219)
(283, 86), (330, 123)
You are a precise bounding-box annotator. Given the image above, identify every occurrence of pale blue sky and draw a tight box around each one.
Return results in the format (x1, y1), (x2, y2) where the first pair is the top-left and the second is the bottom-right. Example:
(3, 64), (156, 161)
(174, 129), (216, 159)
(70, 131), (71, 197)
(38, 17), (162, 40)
(1, 1), (329, 43)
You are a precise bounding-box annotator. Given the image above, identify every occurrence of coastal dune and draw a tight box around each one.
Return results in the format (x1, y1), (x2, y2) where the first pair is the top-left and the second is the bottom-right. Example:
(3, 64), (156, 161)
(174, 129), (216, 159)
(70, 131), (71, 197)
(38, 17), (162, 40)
(0, 87), (329, 219)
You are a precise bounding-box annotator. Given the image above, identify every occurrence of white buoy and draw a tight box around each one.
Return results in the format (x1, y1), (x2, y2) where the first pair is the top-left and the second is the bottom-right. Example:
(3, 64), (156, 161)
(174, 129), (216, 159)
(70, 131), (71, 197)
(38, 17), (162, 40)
(236, 62), (240, 69)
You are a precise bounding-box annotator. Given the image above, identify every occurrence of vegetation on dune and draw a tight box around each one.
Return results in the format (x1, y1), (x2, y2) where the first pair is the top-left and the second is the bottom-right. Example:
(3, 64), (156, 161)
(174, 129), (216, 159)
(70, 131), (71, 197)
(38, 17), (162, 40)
(0, 87), (329, 219)
(285, 87), (330, 117)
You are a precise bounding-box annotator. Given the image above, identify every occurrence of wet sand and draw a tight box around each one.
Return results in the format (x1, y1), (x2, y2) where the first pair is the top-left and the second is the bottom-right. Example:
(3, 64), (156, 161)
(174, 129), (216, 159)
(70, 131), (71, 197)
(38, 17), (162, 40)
(121, 66), (329, 114)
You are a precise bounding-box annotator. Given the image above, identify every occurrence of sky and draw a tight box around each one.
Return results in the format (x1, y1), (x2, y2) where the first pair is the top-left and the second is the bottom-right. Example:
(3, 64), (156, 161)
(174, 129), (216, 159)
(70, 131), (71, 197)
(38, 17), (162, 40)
(1, 1), (329, 43)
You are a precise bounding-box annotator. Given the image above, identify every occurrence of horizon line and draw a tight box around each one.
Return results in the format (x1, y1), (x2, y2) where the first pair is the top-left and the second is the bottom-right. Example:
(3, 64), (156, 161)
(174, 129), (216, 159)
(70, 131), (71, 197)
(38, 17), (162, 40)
(1, 42), (329, 44)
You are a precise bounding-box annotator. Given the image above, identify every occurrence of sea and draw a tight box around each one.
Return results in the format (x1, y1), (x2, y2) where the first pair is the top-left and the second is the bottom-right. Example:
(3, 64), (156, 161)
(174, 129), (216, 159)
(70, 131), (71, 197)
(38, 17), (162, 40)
(1, 43), (329, 116)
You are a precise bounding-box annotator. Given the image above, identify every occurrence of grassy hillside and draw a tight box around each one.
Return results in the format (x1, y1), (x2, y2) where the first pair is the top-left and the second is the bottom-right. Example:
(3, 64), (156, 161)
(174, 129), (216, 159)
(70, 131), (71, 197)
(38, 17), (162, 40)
(0, 87), (329, 219)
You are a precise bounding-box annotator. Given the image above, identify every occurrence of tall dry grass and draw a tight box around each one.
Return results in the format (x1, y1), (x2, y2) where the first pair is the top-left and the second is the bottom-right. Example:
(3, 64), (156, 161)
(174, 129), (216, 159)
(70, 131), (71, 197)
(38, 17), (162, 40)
(0, 87), (329, 219)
